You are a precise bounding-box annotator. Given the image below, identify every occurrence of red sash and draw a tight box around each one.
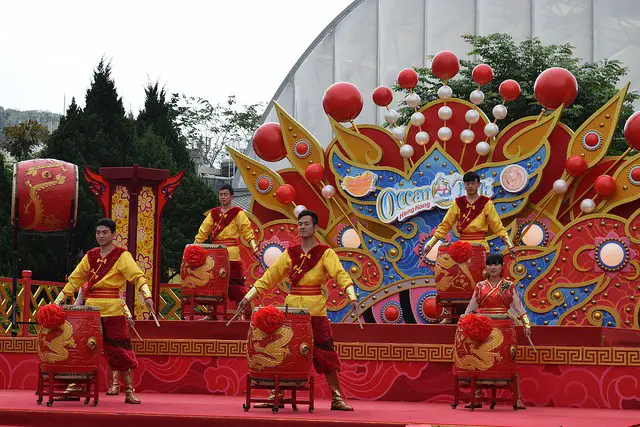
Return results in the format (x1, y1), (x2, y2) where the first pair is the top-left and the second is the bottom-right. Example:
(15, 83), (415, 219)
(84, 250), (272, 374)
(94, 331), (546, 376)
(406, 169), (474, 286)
(288, 244), (330, 287)
(209, 206), (242, 241)
(456, 196), (490, 232)
(81, 247), (126, 296)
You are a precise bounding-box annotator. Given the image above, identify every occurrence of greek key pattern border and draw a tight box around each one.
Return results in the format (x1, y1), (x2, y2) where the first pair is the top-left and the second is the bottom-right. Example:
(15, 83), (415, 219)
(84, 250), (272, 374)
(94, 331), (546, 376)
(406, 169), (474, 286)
(2, 338), (638, 367)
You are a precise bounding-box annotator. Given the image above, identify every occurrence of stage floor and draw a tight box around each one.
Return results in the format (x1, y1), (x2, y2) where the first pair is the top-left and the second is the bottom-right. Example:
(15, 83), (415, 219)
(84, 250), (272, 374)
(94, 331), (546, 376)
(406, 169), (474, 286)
(0, 391), (639, 427)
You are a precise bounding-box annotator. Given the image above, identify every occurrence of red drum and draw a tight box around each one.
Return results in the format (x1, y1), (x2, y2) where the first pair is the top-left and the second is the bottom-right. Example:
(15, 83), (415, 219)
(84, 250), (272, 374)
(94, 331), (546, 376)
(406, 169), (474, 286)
(12, 159), (78, 231)
(435, 242), (486, 302)
(247, 307), (313, 387)
(454, 317), (517, 379)
(37, 306), (103, 377)
(180, 243), (230, 302)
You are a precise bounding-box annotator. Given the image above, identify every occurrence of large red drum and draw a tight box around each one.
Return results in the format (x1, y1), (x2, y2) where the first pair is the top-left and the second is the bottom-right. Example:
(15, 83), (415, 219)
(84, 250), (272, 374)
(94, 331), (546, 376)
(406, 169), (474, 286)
(12, 159), (78, 231)
(247, 307), (313, 387)
(454, 317), (517, 379)
(435, 242), (486, 302)
(180, 243), (230, 302)
(37, 306), (103, 376)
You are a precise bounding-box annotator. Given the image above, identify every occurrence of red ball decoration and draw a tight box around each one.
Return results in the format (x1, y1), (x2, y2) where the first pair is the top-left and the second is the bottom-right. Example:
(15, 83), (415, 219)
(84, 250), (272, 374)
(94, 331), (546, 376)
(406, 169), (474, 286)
(499, 80), (521, 102)
(304, 164), (325, 183)
(594, 175), (616, 197)
(397, 68), (419, 90)
(384, 305), (400, 322)
(253, 305), (286, 334)
(431, 50), (460, 81)
(275, 184), (296, 204)
(472, 64), (494, 86)
(322, 82), (363, 122)
(449, 241), (473, 263)
(422, 298), (442, 320)
(583, 132), (600, 149)
(184, 245), (209, 268)
(253, 122), (287, 162)
(36, 304), (66, 330)
(565, 155), (588, 177)
(623, 111), (640, 151)
(459, 313), (493, 342)
(372, 86), (394, 106)
(534, 67), (578, 110)
(631, 167), (640, 182)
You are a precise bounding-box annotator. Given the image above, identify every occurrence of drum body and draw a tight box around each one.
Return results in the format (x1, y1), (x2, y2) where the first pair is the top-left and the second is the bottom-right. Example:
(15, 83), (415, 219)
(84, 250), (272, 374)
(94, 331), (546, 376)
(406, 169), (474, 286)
(12, 159), (78, 231)
(180, 243), (230, 302)
(37, 306), (103, 376)
(435, 242), (486, 302)
(247, 307), (313, 387)
(454, 317), (517, 379)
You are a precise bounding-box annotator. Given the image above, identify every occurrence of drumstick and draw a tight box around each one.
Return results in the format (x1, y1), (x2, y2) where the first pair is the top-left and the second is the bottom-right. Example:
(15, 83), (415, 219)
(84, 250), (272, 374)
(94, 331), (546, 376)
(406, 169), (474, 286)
(130, 325), (143, 341)
(149, 309), (161, 328)
(526, 334), (537, 353)
(225, 311), (241, 327)
(356, 314), (364, 330)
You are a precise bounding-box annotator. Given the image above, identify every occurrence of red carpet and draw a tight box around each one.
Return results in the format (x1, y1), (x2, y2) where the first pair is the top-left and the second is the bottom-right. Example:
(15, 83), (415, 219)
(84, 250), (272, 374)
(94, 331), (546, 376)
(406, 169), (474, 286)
(0, 391), (639, 427)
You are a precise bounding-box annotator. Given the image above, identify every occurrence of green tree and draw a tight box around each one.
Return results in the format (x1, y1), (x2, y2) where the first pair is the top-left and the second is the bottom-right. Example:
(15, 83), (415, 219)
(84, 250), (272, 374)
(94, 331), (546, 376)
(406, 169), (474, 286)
(0, 153), (12, 276)
(2, 119), (50, 160)
(394, 34), (639, 155)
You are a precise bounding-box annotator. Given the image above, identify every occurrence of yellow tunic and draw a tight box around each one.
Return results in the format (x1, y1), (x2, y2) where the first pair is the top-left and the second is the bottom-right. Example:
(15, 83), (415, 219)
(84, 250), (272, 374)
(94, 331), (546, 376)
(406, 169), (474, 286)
(60, 251), (150, 317)
(245, 247), (357, 316)
(194, 209), (257, 261)
(427, 199), (513, 251)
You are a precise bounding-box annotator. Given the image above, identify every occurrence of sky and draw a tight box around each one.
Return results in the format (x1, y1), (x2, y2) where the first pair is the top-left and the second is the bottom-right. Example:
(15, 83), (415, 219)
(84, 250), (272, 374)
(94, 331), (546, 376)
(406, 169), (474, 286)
(0, 0), (354, 114)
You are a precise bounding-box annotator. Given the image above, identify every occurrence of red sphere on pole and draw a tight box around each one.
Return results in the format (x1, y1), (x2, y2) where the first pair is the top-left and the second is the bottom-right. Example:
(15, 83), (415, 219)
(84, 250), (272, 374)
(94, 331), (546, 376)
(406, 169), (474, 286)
(565, 155), (588, 177)
(499, 80), (521, 102)
(252, 123), (287, 162)
(431, 50), (460, 81)
(372, 86), (394, 107)
(472, 64), (494, 86)
(304, 164), (325, 183)
(322, 82), (363, 122)
(534, 67), (578, 109)
(594, 175), (616, 197)
(623, 111), (640, 151)
(275, 184), (296, 204)
(397, 69), (419, 90)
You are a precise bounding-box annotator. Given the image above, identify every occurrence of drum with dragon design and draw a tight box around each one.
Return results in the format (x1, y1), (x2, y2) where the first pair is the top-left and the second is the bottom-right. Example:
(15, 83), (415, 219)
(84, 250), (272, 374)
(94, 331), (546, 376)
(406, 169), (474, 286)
(180, 243), (230, 302)
(454, 318), (517, 379)
(435, 242), (486, 302)
(12, 159), (78, 232)
(37, 306), (102, 375)
(247, 306), (313, 386)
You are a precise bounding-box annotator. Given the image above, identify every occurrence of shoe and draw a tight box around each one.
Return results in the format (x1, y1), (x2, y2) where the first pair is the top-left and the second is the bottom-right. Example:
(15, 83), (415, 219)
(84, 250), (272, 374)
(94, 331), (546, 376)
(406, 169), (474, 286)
(516, 399), (527, 410)
(330, 387), (354, 411)
(106, 371), (120, 396)
(122, 370), (141, 404)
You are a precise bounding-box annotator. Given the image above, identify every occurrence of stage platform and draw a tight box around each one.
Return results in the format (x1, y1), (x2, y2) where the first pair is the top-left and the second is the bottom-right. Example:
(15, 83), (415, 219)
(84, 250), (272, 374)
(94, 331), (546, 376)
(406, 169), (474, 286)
(0, 391), (639, 427)
(2, 322), (639, 409)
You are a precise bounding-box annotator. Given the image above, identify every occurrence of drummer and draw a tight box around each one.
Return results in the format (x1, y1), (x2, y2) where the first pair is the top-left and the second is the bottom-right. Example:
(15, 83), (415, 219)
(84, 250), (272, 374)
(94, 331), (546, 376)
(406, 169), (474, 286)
(235, 209), (359, 411)
(194, 184), (260, 318)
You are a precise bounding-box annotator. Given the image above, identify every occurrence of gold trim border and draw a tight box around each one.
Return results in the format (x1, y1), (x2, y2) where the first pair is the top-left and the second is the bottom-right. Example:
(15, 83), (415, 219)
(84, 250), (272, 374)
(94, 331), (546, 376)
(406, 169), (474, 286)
(2, 338), (638, 367)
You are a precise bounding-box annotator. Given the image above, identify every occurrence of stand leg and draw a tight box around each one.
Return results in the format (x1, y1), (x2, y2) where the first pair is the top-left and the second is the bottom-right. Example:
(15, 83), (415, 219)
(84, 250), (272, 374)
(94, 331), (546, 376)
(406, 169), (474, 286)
(291, 388), (298, 411)
(36, 365), (43, 404)
(94, 370), (100, 406)
(308, 376), (314, 413)
(512, 375), (519, 410)
(46, 372), (54, 407)
(273, 376), (280, 414)
(470, 376), (476, 411)
(490, 385), (496, 410)
(243, 375), (251, 411)
(451, 374), (459, 409)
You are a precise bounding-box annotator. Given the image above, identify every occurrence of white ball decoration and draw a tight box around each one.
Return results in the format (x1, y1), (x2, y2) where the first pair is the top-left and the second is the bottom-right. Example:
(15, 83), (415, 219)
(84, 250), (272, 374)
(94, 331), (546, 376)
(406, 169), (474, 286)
(460, 129), (475, 144)
(484, 123), (499, 138)
(492, 104), (508, 120)
(552, 179), (569, 194)
(392, 125), (406, 141)
(384, 109), (400, 125)
(437, 105), (453, 121)
(580, 198), (596, 214)
(399, 144), (414, 159)
(415, 131), (430, 146)
(438, 126), (452, 142)
(465, 109), (480, 124)
(293, 204), (307, 217)
(476, 141), (491, 156)
(410, 112), (425, 126)
(470, 89), (485, 105)
(322, 184), (336, 199)
(437, 85), (453, 100)
(406, 93), (421, 108)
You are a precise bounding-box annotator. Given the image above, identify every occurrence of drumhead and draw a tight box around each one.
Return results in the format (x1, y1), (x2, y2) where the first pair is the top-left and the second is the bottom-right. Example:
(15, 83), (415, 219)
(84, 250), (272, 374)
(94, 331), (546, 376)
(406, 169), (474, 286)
(62, 305), (100, 312)
(186, 243), (227, 249)
(253, 306), (310, 315)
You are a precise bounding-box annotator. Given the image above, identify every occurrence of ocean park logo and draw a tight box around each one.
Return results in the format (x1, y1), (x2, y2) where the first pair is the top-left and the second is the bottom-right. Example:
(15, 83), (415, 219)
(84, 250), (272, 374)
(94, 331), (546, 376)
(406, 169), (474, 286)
(374, 172), (494, 223)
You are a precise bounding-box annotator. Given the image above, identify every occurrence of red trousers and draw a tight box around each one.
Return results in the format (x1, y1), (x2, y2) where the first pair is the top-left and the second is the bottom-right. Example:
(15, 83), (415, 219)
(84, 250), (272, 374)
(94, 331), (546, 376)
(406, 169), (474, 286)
(311, 316), (341, 374)
(101, 316), (137, 371)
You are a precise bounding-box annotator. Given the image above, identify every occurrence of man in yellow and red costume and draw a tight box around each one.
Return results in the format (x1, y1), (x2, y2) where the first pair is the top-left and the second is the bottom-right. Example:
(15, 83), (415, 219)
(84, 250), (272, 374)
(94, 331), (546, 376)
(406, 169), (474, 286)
(425, 171), (515, 254)
(195, 184), (259, 316)
(235, 209), (359, 411)
(55, 218), (153, 404)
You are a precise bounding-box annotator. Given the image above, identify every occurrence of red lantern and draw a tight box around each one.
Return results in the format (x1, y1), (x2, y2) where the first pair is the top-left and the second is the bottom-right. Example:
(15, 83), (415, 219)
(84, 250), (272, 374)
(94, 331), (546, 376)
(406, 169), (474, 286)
(322, 82), (363, 122)
(275, 184), (296, 204)
(431, 50), (460, 81)
(372, 86), (394, 106)
(304, 164), (325, 183)
(397, 69), (419, 90)
(253, 122), (287, 162)
(499, 80), (521, 102)
(472, 64), (494, 86)
(623, 111), (640, 151)
(534, 67), (578, 110)
(565, 155), (588, 177)
(594, 175), (616, 197)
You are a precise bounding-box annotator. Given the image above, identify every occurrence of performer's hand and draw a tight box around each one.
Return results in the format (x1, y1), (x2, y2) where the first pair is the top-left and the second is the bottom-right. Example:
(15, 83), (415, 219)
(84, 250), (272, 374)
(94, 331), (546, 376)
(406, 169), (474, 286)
(128, 317), (135, 329)
(349, 300), (359, 316)
(253, 250), (261, 262)
(524, 327), (531, 338)
(235, 299), (249, 318)
(145, 298), (154, 312)
(508, 246), (517, 259)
